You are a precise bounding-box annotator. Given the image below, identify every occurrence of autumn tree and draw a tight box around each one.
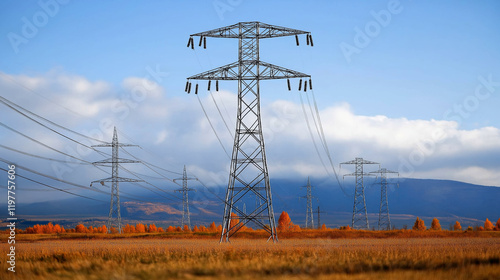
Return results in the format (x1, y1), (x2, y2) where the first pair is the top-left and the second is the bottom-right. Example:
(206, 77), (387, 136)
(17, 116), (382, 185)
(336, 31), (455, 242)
(412, 217), (426, 231)
(193, 225), (199, 232)
(278, 211), (292, 231)
(75, 224), (86, 233)
(209, 222), (217, 232)
(431, 218), (441, 230)
(495, 218), (500, 231)
(484, 218), (494, 231)
(124, 224), (135, 233)
(183, 225), (190, 232)
(98, 225), (107, 233)
(230, 212), (240, 231)
(321, 224), (327, 230)
(148, 224), (157, 233)
(136, 223), (147, 233)
(167, 226), (175, 232)
(453, 221), (462, 231)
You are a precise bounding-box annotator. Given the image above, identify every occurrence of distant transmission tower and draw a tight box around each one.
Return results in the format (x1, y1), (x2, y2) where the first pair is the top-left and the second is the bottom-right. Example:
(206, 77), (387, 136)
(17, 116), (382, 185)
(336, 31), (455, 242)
(340, 158), (379, 229)
(91, 127), (142, 233)
(186, 22), (313, 242)
(301, 177), (314, 229)
(370, 168), (399, 230)
(316, 206), (325, 229)
(174, 165), (197, 228)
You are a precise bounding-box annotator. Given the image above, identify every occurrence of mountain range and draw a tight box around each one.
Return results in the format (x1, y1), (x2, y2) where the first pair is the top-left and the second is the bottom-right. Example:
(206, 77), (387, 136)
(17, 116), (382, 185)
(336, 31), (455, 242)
(2, 178), (499, 230)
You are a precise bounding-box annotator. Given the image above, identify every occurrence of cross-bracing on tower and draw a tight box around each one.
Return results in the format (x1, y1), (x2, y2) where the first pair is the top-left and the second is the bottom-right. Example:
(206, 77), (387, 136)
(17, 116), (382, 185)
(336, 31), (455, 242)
(370, 168), (399, 230)
(186, 22), (313, 242)
(90, 127), (142, 233)
(174, 165), (197, 229)
(301, 177), (314, 229)
(340, 157), (379, 230)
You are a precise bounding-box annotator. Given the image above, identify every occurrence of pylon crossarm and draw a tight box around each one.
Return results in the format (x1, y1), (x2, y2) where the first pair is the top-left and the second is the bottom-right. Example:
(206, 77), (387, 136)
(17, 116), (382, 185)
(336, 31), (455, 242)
(188, 61), (310, 81)
(92, 144), (138, 148)
(92, 158), (140, 165)
(91, 177), (143, 184)
(190, 21), (309, 39)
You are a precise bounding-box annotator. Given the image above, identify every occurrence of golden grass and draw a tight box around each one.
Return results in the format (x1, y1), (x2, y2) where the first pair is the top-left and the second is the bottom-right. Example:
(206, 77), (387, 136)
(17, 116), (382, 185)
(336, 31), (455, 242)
(1, 237), (499, 279)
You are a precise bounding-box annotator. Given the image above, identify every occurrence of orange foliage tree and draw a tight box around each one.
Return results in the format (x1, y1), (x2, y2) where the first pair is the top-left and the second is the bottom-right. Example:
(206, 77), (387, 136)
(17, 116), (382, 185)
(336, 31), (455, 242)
(453, 221), (462, 231)
(278, 211), (292, 231)
(209, 222), (217, 232)
(431, 218), (441, 230)
(484, 218), (494, 231)
(412, 217), (426, 231)
(75, 224), (86, 233)
(136, 223), (146, 233)
(148, 224), (157, 233)
(495, 218), (500, 231)
(123, 224), (135, 233)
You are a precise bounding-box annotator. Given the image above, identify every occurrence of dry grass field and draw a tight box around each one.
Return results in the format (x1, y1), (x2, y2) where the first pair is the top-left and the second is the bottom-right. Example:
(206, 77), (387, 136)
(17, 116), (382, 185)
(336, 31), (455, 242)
(1, 235), (499, 279)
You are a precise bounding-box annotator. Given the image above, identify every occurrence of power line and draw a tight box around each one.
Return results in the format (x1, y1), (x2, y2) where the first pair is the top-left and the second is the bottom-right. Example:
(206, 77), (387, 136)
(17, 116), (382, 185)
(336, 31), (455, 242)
(0, 95), (107, 144)
(0, 122), (92, 164)
(0, 167), (105, 202)
(196, 94), (231, 158)
(0, 72), (86, 117)
(0, 144), (88, 165)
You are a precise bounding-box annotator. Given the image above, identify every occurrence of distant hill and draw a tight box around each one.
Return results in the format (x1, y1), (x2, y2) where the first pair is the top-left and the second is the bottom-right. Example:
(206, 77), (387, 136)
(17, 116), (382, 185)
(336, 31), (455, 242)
(2, 178), (499, 230)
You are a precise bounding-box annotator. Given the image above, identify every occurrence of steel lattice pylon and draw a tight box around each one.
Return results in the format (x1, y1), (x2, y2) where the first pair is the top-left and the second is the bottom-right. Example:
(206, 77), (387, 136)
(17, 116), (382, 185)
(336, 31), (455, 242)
(370, 168), (399, 230)
(341, 158), (379, 230)
(186, 22), (313, 242)
(174, 165), (197, 229)
(91, 127), (142, 233)
(302, 177), (314, 229)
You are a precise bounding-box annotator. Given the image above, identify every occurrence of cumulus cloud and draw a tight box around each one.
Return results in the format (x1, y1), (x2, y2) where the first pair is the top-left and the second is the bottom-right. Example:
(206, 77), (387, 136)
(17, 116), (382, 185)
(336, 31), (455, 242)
(1, 70), (499, 203)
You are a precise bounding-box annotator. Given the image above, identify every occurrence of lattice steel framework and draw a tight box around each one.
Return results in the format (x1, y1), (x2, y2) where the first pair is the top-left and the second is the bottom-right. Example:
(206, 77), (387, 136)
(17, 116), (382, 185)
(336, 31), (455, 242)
(186, 22), (313, 242)
(91, 127), (142, 233)
(316, 206), (325, 229)
(174, 165), (197, 228)
(340, 158), (379, 229)
(370, 168), (399, 230)
(302, 177), (314, 229)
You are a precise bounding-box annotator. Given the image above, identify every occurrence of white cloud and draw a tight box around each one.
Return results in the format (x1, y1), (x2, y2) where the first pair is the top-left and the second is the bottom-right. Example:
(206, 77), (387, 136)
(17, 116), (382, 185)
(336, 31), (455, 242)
(1, 70), (499, 198)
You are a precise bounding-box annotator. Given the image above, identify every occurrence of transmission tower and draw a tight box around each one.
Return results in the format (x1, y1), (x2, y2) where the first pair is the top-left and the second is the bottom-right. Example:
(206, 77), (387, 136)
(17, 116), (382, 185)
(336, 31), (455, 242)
(91, 127), (142, 233)
(340, 157), (379, 229)
(316, 206), (325, 229)
(174, 165), (197, 228)
(301, 177), (314, 229)
(370, 168), (399, 230)
(186, 21), (313, 242)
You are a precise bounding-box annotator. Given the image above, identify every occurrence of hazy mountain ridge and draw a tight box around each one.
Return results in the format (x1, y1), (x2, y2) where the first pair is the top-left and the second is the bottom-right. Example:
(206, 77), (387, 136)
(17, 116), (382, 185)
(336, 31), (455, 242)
(2, 178), (499, 229)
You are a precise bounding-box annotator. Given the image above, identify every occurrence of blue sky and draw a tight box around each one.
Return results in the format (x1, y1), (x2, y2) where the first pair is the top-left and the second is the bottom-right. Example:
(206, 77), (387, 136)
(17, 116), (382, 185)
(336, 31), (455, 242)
(1, 0), (500, 203)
